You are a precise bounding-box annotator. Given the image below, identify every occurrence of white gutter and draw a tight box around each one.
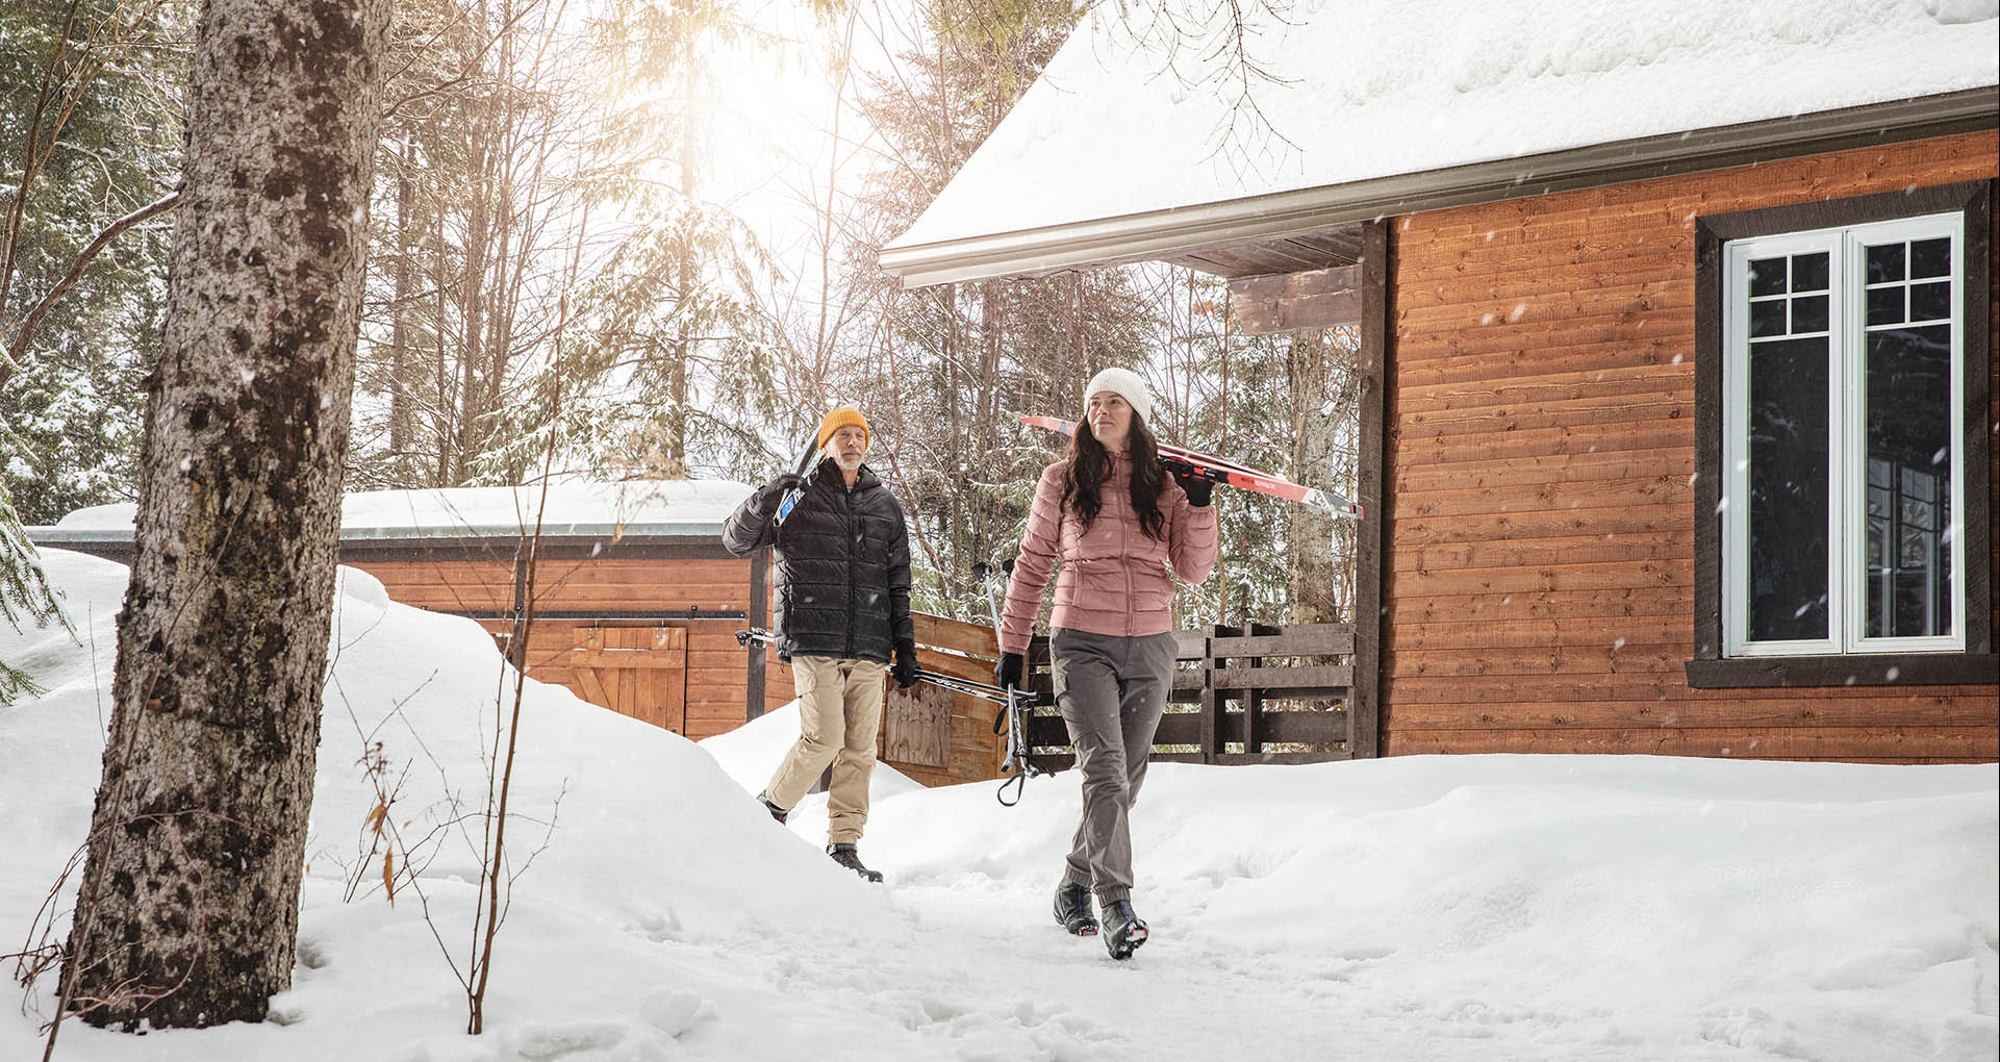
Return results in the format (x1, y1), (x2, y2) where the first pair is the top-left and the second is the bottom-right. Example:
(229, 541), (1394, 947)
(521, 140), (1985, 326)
(876, 88), (1999, 289)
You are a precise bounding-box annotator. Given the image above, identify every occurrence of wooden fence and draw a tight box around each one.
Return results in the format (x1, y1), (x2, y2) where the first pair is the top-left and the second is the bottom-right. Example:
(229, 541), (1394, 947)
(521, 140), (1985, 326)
(1026, 622), (1356, 772)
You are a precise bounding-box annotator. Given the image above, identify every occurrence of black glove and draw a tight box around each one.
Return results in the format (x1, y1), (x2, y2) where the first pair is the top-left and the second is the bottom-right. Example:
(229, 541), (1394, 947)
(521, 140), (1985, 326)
(1172, 466), (1214, 507)
(994, 652), (1024, 690)
(892, 642), (920, 690)
(761, 472), (806, 518)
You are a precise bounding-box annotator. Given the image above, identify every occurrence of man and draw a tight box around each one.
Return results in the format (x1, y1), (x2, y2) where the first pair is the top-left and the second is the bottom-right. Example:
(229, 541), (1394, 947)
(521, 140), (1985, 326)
(722, 406), (918, 883)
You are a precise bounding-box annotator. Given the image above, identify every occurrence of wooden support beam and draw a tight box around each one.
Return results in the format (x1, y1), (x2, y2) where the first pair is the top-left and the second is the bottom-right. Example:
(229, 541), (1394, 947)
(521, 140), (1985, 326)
(1351, 220), (1389, 758)
(1227, 263), (1362, 335)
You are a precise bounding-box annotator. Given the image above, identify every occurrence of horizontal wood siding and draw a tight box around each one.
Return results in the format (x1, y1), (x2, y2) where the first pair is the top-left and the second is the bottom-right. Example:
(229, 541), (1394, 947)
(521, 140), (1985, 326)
(346, 554), (759, 740)
(1384, 130), (2000, 763)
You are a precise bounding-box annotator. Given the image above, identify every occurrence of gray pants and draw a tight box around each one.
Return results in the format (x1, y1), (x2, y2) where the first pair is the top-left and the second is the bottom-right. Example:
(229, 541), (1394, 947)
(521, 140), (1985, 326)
(1052, 628), (1179, 905)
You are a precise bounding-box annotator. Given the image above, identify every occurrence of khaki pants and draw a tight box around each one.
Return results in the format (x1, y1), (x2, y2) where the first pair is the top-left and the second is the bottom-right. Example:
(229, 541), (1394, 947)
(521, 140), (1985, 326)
(764, 656), (885, 844)
(1052, 628), (1178, 905)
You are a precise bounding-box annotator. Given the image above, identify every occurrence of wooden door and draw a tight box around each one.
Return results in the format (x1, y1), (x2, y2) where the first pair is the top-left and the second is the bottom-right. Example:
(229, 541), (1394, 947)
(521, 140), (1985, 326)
(569, 626), (688, 732)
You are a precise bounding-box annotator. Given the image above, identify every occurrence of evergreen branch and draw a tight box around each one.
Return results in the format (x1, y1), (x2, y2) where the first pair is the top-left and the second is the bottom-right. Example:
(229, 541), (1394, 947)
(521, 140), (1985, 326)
(0, 189), (179, 388)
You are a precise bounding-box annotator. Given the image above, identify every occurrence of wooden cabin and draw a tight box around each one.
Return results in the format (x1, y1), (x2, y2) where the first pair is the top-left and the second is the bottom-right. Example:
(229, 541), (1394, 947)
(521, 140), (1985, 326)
(878, 4), (1999, 763)
(32, 480), (1013, 782)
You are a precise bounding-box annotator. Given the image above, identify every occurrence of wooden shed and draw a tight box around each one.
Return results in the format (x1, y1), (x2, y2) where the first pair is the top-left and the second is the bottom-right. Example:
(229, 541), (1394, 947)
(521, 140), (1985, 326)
(31, 480), (1013, 781)
(878, 4), (1999, 763)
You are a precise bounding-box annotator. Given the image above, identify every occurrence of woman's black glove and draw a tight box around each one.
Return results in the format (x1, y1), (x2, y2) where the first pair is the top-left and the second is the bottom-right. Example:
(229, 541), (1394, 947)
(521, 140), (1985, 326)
(892, 642), (920, 690)
(994, 652), (1025, 690)
(1171, 466), (1214, 506)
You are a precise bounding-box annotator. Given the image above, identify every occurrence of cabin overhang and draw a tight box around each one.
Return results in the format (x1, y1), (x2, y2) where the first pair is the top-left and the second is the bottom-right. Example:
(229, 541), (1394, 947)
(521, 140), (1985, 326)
(877, 87), (1999, 292)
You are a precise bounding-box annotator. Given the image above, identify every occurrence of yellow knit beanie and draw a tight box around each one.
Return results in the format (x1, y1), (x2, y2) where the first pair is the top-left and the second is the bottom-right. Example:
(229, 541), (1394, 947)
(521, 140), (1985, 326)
(816, 407), (870, 449)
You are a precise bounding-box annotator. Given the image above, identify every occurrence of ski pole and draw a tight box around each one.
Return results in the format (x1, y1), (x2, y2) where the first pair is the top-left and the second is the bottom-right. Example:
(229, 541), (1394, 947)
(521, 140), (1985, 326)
(736, 628), (1032, 708)
(975, 560), (1044, 806)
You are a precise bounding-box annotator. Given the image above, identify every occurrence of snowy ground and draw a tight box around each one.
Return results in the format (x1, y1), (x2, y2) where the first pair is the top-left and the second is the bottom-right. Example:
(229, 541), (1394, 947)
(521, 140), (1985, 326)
(3, 548), (1995, 1062)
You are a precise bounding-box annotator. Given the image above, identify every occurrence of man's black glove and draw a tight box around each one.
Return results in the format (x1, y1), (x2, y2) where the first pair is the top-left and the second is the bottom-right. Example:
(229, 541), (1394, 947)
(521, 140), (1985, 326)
(994, 651), (1025, 690)
(892, 642), (920, 690)
(761, 472), (806, 518)
(1171, 466), (1214, 506)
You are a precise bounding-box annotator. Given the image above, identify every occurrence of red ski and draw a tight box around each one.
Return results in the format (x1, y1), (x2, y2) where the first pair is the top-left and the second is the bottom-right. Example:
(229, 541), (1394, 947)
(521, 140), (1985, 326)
(1020, 415), (1364, 519)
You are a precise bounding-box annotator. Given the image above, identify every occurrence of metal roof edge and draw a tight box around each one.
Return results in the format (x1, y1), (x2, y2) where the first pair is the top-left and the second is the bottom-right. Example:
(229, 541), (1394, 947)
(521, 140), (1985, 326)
(878, 87), (2000, 288)
(27, 524), (727, 545)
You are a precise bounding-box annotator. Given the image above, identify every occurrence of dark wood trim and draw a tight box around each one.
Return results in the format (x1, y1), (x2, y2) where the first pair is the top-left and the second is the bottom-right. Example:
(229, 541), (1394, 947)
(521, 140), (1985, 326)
(338, 535), (737, 564)
(1228, 263), (1362, 335)
(1689, 179), (1996, 685)
(1965, 181), (1995, 657)
(1695, 180), (1991, 243)
(440, 609), (747, 622)
(1692, 216), (1726, 660)
(1686, 653), (1999, 688)
(1352, 218), (1390, 757)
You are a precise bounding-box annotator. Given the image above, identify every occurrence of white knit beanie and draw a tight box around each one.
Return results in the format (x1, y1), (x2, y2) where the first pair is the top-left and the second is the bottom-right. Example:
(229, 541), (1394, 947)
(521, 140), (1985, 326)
(1082, 367), (1152, 426)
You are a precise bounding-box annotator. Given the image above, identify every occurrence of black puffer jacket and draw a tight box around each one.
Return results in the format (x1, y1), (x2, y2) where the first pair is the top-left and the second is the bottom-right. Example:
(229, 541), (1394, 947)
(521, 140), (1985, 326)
(722, 459), (914, 664)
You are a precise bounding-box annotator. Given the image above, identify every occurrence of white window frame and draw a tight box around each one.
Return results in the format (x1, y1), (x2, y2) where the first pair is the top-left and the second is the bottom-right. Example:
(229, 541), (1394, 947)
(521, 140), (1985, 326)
(1720, 214), (1966, 658)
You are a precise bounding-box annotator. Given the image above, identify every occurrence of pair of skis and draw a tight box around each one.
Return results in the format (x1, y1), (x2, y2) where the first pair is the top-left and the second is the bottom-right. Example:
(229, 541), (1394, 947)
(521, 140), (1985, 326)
(1019, 415), (1363, 519)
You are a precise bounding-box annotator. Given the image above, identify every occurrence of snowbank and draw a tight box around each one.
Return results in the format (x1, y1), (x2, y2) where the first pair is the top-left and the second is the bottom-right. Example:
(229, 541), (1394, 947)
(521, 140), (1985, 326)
(2, 548), (1993, 1061)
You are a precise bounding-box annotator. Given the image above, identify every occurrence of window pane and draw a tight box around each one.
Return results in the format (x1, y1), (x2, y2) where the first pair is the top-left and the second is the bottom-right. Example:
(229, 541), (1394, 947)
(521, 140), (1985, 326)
(1791, 252), (1829, 292)
(1748, 336), (1830, 641)
(1909, 238), (1951, 279)
(1867, 286), (1905, 326)
(1750, 257), (1788, 296)
(1791, 294), (1829, 333)
(1751, 299), (1787, 337)
(1867, 243), (1906, 283)
(1865, 324), (1953, 638)
(1909, 281), (1950, 322)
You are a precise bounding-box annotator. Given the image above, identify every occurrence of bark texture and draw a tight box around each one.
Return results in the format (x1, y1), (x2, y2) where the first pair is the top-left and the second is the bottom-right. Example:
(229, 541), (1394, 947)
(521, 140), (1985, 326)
(64, 0), (390, 1030)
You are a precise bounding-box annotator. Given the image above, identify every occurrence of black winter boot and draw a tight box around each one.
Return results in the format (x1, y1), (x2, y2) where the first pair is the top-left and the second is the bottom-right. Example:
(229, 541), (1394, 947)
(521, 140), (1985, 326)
(755, 791), (788, 824)
(1053, 882), (1098, 936)
(1099, 899), (1149, 960)
(827, 843), (884, 883)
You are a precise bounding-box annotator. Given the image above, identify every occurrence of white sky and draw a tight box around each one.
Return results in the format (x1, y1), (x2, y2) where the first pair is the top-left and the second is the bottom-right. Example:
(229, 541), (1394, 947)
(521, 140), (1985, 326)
(5, 548), (1994, 1062)
(891, 0), (2000, 249)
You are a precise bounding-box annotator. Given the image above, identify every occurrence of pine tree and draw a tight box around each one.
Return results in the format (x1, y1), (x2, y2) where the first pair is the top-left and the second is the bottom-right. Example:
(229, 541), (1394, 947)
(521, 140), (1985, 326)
(58, 0), (389, 1033)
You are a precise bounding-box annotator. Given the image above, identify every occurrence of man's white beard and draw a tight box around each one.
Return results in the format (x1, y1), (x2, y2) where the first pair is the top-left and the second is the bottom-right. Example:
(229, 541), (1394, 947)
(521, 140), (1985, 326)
(833, 452), (865, 471)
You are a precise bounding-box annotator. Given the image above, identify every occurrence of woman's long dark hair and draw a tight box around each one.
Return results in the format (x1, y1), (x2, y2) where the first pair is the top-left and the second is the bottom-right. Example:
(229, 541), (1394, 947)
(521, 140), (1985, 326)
(1062, 414), (1167, 540)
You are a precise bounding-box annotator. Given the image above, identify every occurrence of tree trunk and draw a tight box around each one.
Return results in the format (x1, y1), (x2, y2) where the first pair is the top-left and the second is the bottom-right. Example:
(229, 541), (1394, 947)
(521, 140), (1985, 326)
(389, 135), (416, 483)
(62, 0), (389, 1031)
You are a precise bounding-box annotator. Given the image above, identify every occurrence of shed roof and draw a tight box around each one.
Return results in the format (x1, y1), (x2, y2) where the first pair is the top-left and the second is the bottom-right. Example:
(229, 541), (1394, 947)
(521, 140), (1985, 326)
(38, 480), (755, 545)
(879, 0), (1999, 287)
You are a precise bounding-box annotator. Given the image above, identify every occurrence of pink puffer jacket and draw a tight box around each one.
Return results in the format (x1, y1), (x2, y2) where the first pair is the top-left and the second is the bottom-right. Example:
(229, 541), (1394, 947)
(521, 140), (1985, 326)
(999, 454), (1219, 653)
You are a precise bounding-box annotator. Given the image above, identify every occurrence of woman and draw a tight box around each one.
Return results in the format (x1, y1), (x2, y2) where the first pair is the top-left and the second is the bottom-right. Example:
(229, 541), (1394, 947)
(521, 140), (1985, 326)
(994, 367), (1219, 960)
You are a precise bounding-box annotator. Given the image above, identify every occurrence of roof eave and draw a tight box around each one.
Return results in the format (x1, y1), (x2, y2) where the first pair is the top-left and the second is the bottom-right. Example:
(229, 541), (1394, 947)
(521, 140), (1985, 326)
(877, 86), (2000, 289)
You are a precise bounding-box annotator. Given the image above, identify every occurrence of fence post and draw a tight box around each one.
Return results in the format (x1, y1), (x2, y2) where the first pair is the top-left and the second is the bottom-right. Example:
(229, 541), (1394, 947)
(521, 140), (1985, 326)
(1246, 621), (1281, 756)
(1202, 625), (1239, 763)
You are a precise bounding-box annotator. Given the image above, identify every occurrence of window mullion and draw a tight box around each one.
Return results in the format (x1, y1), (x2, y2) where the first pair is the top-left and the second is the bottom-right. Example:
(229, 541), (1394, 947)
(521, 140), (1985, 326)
(1836, 234), (1859, 653)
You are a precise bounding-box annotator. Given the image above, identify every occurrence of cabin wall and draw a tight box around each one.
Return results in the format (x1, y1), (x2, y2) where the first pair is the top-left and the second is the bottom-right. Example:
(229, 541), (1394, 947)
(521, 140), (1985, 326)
(346, 552), (760, 741)
(349, 550), (1012, 784)
(1382, 130), (1999, 763)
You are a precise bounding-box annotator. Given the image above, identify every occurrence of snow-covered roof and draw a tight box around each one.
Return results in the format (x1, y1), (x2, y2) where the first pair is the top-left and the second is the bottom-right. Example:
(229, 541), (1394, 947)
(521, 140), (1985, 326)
(42, 479), (755, 542)
(880, 0), (1999, 286)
